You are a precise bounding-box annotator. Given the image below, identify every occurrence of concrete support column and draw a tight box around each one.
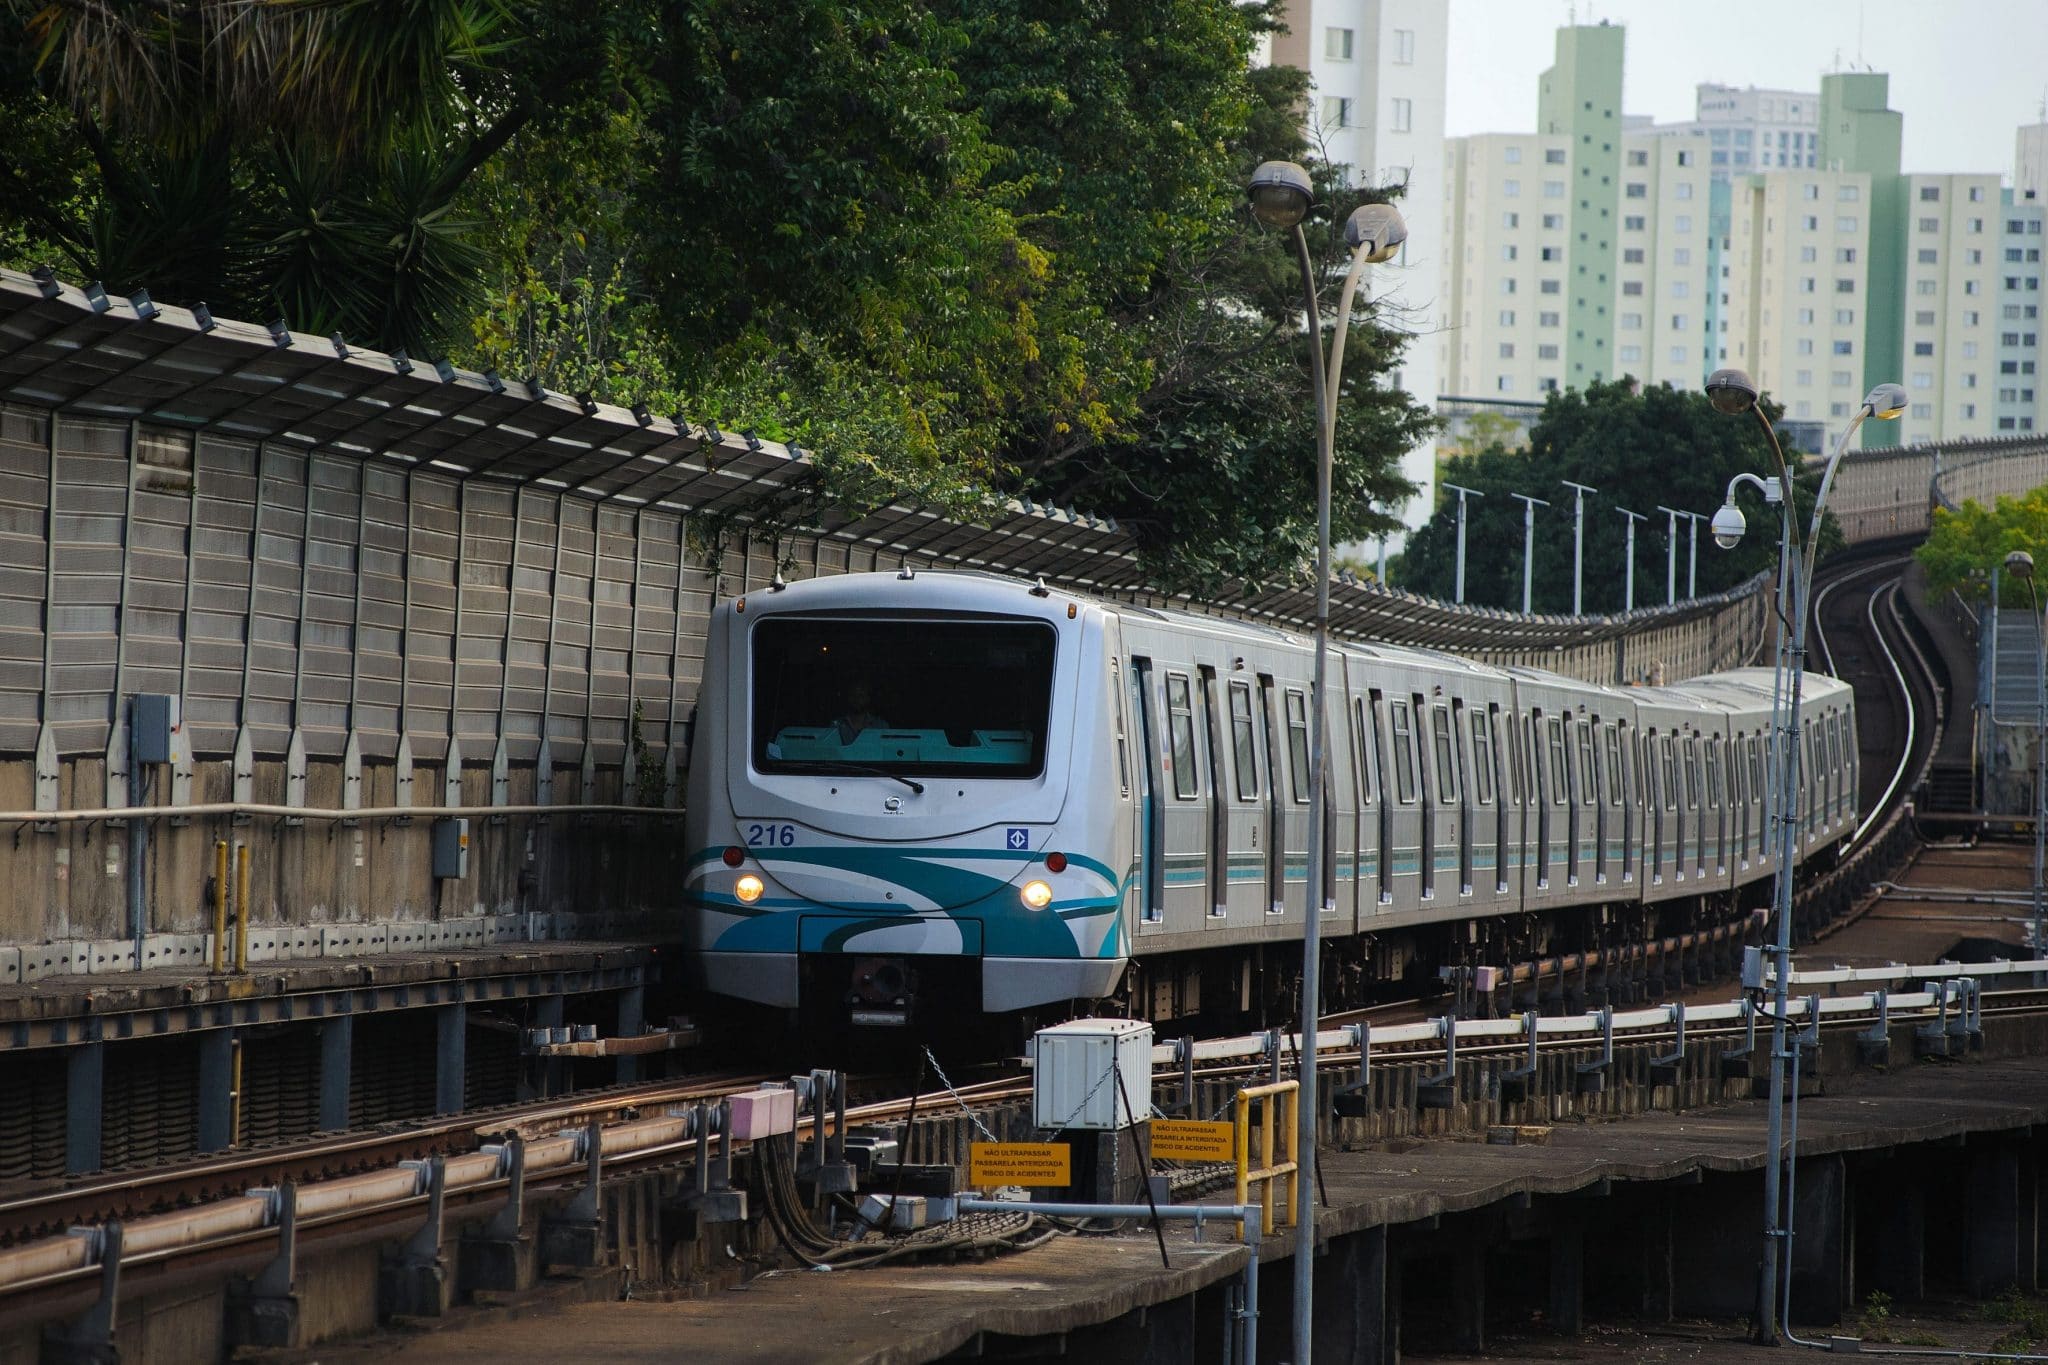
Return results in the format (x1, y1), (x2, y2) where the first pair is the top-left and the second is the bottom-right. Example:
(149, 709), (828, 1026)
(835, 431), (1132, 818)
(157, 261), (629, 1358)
(1967, 1140), (2028, 1297)
(1637, 1199), (1675, 1321)
(198, 1029), (235, 1153)
(1789, 1153), (1847, 1327)
(65, 1041), (103, 1176)
(2020, 1143), (2039, 1292)
(320, 1016), (353, 1133)
(435, 1004), (467, 1116)
(523, 996), (564, 1102)
(1867, 1177), (1925, 1301)
(1314, 1224), (1391, 1364)
(1450, 1235), (1486, 1354)
(615, 984), (645, 1085)
(1549, 1217), (1586, 1335)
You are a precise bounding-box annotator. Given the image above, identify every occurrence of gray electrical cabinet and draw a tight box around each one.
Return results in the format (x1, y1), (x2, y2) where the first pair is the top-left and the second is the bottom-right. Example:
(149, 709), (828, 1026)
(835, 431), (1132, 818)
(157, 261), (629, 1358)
(131, 694), (181, 765)
(431, 818), (470, 879)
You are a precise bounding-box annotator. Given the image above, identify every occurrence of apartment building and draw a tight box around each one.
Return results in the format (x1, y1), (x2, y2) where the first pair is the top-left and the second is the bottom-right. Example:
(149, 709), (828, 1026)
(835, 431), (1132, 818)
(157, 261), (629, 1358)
(1270, 0), (1448, 530)
(1993, 191), (2046, 434)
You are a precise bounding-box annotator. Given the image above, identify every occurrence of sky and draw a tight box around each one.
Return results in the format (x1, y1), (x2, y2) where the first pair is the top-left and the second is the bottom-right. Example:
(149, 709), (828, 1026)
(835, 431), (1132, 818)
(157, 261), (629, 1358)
(1445, 0), (2048, 177)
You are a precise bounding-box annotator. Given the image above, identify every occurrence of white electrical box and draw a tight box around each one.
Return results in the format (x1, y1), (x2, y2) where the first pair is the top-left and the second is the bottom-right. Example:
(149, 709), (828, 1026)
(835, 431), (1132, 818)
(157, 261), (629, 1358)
(1032, 1018), (1154, 1131)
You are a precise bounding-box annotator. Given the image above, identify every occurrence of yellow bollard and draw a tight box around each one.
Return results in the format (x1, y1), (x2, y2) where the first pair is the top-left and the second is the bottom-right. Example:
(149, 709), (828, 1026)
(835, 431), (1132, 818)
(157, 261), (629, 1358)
(211, 840), (228, 973)
(234, 844), (250, 973)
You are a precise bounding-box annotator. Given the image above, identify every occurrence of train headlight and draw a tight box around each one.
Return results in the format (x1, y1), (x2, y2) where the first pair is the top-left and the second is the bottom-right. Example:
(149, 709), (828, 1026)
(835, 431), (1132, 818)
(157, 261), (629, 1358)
(1020, 880), (1053, 910)
(735, 874), (765, 904)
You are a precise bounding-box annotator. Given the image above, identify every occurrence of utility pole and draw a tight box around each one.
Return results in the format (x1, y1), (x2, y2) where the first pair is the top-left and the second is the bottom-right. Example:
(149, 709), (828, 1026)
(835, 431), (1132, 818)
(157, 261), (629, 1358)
(1686, 511), (1702, 598)
(1655, 505), (1684, 605)
(1444, 483), (1484, 605)
(1562, 480), (1597, 615)
(1512, 493), (1550, 614)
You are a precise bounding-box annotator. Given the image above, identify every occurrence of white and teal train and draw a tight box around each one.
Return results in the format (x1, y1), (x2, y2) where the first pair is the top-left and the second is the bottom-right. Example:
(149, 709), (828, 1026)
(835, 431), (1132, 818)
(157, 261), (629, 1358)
(681, 570), (1857, 1032)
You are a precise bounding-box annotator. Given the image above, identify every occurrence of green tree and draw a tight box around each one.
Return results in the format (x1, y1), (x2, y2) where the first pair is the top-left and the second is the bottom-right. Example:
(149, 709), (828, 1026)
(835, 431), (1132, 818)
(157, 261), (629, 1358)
(1917, 487), (2048, 608)
(1394, 379), (1837, 614)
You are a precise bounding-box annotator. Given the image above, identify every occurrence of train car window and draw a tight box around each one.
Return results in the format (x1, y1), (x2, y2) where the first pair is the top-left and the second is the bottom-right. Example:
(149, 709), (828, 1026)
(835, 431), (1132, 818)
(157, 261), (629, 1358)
(1576, 720), (1596, 806)
(1682, 736), (1700, 810)
(752, 617), (1056, 778)
(1230, 680), (1259, 800)
(1112, 659), (1130, 797)
(1165, 673), (1198, 799)
(1705, 739), (1722, 808)
(1469, 708), (1496, 805)
(1660, 734), (1677, 809)
(1604, 726), (1624, 806)
(1546, 716), (1567, 806)
(1285, 690), (1311, 803)
(1390, 700), (1418, 803)
(1432, 706), (1458, 804)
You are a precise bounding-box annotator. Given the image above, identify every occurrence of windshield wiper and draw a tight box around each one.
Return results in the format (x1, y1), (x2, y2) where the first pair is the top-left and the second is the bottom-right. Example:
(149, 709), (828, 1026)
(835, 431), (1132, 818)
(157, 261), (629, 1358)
(797, 761), (925, 794)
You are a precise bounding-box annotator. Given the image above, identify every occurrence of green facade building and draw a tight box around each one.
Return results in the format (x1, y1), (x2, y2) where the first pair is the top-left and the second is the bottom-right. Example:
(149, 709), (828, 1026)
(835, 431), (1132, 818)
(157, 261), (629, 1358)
(1817, 73), (1905, 445)
(1537, 22), (1625, 390)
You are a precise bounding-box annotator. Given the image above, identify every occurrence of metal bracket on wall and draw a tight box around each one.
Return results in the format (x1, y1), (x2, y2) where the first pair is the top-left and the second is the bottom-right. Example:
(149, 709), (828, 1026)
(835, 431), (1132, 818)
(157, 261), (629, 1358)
(231, 725), (254, 822)
(534, 736), (554, 815)
(342, 732), (363, 824)
(394, 735), (414, 819)
(170, 740), (193, 826)
(443, 736), (463, 810)
(226, 1183), (300, 1349)
(378, 1157), (451, 1321)
(489, 738), (509, 825)
(579, 742), (597, 821)
(101, 717), (128, 820)
(540, 1122), (605, 1269)
(284, 728), (307, 827)
(42, 1223), (121, 1364)
(33, 725), (57, 830)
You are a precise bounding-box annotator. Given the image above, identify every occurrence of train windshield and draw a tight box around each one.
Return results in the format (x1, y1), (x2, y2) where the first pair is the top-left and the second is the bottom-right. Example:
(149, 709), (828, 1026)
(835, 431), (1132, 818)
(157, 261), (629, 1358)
(751, 617), (1058, 778)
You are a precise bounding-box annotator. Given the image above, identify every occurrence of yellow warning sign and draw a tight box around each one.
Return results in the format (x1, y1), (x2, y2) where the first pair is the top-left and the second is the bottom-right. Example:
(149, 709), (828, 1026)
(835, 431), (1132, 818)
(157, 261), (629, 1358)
(1149, 1119), (1237, 1163)
(968, 1142), (1072, 1187)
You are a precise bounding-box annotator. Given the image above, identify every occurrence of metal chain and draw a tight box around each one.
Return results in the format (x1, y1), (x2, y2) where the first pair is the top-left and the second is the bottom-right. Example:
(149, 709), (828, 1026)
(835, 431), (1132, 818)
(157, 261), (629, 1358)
(921, 1047), (1002, 1142)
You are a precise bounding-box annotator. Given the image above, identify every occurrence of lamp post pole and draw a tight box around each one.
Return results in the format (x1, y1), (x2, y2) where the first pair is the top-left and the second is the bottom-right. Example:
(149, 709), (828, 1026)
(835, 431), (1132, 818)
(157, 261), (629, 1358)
(1708, 370), (1905, 1344)
(1445, 483), (1483, 605)
(1562, 480), (1596, 615)
(1512, 492), (1549, 614)
(1655, 505), (1683, 605)
(1247, 163), (1406, 1365)
(1686, 511), (1701, 599)
(1617, 508), (1647, 611)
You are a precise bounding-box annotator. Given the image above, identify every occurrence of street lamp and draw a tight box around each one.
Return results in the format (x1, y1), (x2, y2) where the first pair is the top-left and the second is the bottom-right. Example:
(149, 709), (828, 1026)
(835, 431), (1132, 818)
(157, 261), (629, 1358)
(1512, 492), (1550, 613)
(1617, 507), (1647, 611)
(1705, 367), (1904, 1344)
(1246, 161), (1406, 1365)
(1562, 481), (1596, 614)
(2001, 549), (2046, 970)
(1654, 505), (1685, 605)
(1444, 483), (1484, 604)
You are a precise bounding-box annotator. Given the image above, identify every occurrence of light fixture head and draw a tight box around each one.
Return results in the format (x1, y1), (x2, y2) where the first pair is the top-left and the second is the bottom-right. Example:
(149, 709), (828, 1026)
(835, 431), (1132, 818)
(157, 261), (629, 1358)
(1864, 382), (1908, 420)
(1344, 202), (1409, 263)
(2006, 549), (2037, 581)
(1710, 502), (1747, 551)
(1247, 160), (1313, 229)
(1705, 368), (1760, 415)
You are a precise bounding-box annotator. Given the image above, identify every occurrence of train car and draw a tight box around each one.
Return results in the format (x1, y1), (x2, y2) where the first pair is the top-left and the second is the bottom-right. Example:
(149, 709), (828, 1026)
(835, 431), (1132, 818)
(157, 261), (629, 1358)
(681, 571), (1858, 1033)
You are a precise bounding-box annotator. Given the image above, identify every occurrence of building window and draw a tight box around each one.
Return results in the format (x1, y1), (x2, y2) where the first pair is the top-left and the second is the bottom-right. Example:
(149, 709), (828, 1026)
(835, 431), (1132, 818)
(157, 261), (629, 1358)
(1504, 179), (1521, 197)
(1540, 246), (1562, 261)
(1911, 403), (1933, 419)
(1833, 339), (1854, 355)
(1916, 279), (1938, 295)
(1920, 186), (1941, 202)
(1803, 184), (1821, 201)
(1538, 343), (1560, 359)
(1671, 281), (1690, 299)
(1797, 308), (1816, 324)
(1834, 278), (1855, 293)
(1393, 28), (1415, 63)
(1675, 215), (1692, 233)
(1320, 97), (1353, 129)
(1670, 346), (1688, 364)
(1676, 182), (1694, 199)
(1835, 308), (1855, 324)
(1918, 248), (1938, 265)
(1670, 313), (1688, 330)
(1625, 183), (1647, 199)
(1623, 248), (1645, 264)
(1499, 309), (1516, 326)
(1622, 281), (1644, 296)
(1497, 376), (1514, 392)
(1914, 341), (1935, 356)
(1500, 343), (1516, 358)
(1970, 186), (1986, 202)
(1540, 279), (1561, 294)
(1673, 248), (1691, 266)
(1800, 277), (1818, 293)
(1918, 216), (1940, 233)
(1836, 216), (1858, 233)
(1970, 217), (1985, 233)
(1539, 311), (1560, 327)
(1963, 341), (1979, 358)
(1914, 310), (1936, 325)
(1619, 344), (1643, 362)
(1628, 149), (1648, 167)
(1796, 369), (1813, 386)
(1836, 247), (1858, 263)
(1501, 278), (1517, 294)
(1911, 373), (1934, 389)
(1502, 245), (1519, 261)
(1800, 246), (1818, 262)
(1620, 312), (1643, 329)
(1542, 213), (1564, 229)
(1502, 212), (1520, 229)
(1543, 180), (1565, 198)
(1391, 98), (1412, 133)
(1325, 26), (1353, 59)
(1504, 146), (1522, 164)
(1838, 184), (1861, 202)
(1545, 148), (1566, 164)
(1624, 215), (1645, 231)
(1796, 339), (1814, 355)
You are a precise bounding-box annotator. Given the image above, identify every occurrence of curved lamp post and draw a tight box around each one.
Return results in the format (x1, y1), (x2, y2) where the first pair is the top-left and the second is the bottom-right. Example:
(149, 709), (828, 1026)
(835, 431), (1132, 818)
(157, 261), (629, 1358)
(2001, 550), (2046, 977)
(1246, 160), (1405, 1365)
(1706, 368), (1905, 1344)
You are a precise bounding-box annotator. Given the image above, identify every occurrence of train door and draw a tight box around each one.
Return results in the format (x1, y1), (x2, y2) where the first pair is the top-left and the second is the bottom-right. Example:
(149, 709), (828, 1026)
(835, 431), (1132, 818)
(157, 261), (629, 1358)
(1682, 735), (1701, 879)
(1111, 656), (1138, 933)
(1560, 715), (1580, 886)
(1412, 696), (1436, 899)
(1130, 657), (1165, 924)
(1371, 690), (1398, 905)
(1469, 703), (1501, 895)
(1504, 703), (1527, 899)
(1528, 712), (1549, 889)
(1198, 667), (1228, 919)
(1436, 702), (1468, 896)
(1227, 678), (1261, 917)
(1389, 696), (1421, 900)
(1259, 677), (1284, 913)
(1644, 731), (1663, 884)
(1284, 688), (1313, 912)
(1605, 722), (1628, 884)
(1748, 734), (1767, 868)
(1163, 670), (1204, 916)
(1350, 693), (1377, 913)
(1732, 729), (1749, 869)
(1705, 737), (1724, 875)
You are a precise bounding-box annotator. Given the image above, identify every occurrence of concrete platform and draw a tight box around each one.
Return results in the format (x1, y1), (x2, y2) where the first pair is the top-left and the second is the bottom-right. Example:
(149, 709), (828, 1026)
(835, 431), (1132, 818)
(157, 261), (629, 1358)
(312, 1056), (2048, 1365)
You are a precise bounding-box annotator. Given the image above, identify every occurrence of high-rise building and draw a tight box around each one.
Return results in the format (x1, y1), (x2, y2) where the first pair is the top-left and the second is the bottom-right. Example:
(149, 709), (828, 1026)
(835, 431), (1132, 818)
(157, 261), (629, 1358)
(1992, 191), (2046, 435)
(1535, 21), (1624, 391)
(2019, 122), (2048, 204)
(1816, 73), (1907, 445)
(1269, 0), (1449, 534)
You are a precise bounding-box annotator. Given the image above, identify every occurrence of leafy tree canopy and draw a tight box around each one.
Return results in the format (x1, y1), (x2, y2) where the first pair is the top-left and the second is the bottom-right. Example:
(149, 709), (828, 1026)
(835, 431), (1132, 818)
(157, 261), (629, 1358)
(0, 0), (1432, 590)
(1393, 379), (1839, 615)
(1917, 486), (2048, 609)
